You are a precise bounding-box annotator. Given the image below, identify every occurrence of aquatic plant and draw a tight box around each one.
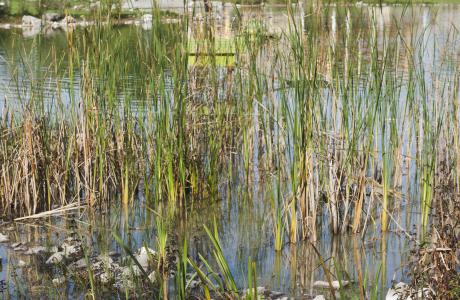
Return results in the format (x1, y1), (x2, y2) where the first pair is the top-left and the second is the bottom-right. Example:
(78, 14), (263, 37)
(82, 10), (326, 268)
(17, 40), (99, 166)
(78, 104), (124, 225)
(0, 1), (459, 298)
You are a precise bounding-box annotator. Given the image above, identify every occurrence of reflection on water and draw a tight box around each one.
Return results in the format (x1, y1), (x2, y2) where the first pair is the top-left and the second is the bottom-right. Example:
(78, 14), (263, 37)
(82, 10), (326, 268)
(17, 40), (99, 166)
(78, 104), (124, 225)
(0, 200), (410, 298)
(0, 3), (459, 298)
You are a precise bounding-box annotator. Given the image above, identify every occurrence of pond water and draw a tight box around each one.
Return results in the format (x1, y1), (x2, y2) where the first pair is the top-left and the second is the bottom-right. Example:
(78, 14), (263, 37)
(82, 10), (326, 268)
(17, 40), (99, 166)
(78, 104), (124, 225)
(0, 3), (459, 299)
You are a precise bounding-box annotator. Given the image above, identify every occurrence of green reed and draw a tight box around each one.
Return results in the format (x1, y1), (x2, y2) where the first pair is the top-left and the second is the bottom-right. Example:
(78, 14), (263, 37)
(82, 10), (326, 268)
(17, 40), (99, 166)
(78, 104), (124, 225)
(0, 2), (459, 297)
(0, 2), (452, 235)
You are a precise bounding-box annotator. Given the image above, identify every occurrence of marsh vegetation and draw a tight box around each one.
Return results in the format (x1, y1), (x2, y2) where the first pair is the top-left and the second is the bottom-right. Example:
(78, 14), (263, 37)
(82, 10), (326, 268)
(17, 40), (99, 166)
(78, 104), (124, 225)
(0, 1), (459, 299)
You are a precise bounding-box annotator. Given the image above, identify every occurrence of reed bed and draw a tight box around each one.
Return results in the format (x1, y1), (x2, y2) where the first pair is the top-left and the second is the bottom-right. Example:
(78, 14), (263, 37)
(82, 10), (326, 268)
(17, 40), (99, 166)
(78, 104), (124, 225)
(0, 2), (459, 297)
(1, 2), (459, 239)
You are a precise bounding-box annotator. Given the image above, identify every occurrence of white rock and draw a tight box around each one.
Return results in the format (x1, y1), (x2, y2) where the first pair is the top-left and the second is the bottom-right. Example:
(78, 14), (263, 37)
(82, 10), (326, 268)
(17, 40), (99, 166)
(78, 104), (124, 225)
(13, 245), (27, 251)
(22, 15), (42, 28)
(51, 21), (60, 30)
(58, 16), (76, 30)
(0, 233), (9, 243)
(141, 14), (153, 23)
(17, 260), (27, 267)
(97, 254), (113, 265)
(313, 296), (326, 300)
(46, 252), (65, 265)
(25, 246), (47, 255)
(386, 282), (408, 300)
(99, 272), (112, 284)
(386, 282), (432, 300)
(52, 276), (66, 285)
(134, 246), (156, 270)
(61, 15), (76, 24)
(313, 280), (349, 290)
(121, 266), (142, 278)
(139, 14), (153, 30)
(188, 279), (200, 289)
(148, 271), (156, 283)
(50, 246), (59, 253)
(62, 243), (81, 258)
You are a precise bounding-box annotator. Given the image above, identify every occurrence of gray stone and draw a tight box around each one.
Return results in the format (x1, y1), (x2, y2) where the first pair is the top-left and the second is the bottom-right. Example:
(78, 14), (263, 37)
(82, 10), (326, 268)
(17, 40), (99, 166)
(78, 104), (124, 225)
(385, 282), (433, 300)
(148, 271), (156, 283)
(46, 252), (65, 265)
(386, 282), (408, 300)
(62, 243), (82, 258)
(99, 272), (112, 284)
(24, 246), (47, 255)
(11, 242), (23, 248)
(72, 258), (88, 269)
(22, 15), (42, 28)
(313, 280), (349, 290)
(13, 245), (28, 251)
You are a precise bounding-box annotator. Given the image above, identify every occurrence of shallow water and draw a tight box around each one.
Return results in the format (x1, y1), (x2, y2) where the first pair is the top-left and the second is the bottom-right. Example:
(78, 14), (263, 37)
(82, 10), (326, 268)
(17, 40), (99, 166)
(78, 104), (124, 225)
(0, 3), (459, 299)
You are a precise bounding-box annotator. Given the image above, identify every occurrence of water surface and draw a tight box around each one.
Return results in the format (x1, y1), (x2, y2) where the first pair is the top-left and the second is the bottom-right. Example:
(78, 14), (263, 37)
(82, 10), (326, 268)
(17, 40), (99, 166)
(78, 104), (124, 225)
(0, 3), (459, 299)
